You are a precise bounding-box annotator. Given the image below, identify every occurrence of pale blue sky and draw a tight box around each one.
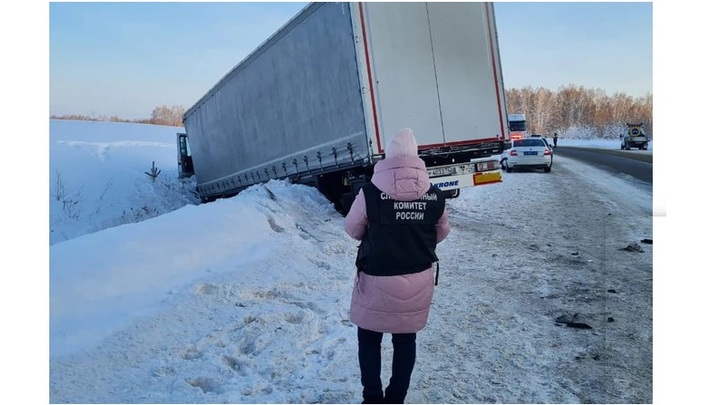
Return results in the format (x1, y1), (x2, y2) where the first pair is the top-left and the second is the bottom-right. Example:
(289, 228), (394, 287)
(49, 1), (652, 120)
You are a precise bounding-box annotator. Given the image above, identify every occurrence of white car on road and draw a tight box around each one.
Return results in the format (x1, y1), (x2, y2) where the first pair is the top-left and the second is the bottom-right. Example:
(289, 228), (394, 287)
(502, 138), (553, 173)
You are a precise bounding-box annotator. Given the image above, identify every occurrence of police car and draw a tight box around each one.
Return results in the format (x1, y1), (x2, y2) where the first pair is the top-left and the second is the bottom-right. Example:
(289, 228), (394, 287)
(501, 137), (553, 173)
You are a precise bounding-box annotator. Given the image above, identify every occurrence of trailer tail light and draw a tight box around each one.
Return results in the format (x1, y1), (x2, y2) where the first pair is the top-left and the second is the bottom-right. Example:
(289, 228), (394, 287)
(472, 158), (502, 186)
(475, 160), (498, 172)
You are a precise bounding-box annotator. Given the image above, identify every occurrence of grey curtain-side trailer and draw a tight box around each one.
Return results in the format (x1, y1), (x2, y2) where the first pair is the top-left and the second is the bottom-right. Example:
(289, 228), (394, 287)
(179, 2), (510, 212)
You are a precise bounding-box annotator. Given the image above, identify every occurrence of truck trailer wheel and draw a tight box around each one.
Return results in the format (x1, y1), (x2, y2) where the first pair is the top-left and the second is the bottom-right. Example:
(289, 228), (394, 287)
(442, 189), (460, 199)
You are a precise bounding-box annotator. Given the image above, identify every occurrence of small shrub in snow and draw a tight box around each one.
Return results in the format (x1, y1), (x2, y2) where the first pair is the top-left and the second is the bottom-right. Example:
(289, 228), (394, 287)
(144, 161), (162, 182)
(51, 169), (84, 220)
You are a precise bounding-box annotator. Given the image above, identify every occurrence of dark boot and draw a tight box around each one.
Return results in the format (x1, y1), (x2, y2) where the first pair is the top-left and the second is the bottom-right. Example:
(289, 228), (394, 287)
(382, 392), (405, 404)
(383, 387), (407, 404)
(361, 394), (385, 404)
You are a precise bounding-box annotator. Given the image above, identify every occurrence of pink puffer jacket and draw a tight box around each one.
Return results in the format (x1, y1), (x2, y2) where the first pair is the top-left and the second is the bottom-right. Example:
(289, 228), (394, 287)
(344, 155), (451, 333)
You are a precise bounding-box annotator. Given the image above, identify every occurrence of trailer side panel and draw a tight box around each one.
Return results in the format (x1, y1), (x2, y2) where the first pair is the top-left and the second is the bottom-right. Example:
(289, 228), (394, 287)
(183, 3), (368, 195)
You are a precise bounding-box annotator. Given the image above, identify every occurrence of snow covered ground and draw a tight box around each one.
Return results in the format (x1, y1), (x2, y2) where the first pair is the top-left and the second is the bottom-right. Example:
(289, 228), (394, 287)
(49, 120), (200, 245)
(40, 120), (668, 402)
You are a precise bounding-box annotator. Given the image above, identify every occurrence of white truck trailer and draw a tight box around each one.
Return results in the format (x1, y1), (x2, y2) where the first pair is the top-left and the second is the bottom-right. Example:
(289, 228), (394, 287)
(179, 2), (511, 212)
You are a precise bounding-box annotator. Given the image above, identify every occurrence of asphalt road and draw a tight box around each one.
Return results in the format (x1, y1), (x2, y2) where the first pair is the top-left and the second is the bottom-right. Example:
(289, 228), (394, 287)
(551, 146), (653, 184)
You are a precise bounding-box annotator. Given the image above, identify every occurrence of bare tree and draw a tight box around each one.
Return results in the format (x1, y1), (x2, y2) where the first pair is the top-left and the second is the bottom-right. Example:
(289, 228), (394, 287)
(151, 105), (185, 126)
(532, 87), (556, 134)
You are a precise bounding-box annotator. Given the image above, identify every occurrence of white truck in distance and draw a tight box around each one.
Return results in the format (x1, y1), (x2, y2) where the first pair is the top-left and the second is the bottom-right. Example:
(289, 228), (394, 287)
(507, 113), (527, 140)
(178, 2), (511, 213)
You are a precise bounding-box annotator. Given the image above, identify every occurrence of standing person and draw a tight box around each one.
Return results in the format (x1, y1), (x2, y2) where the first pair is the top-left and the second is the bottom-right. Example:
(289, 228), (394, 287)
(344, 128), (451, 404)
(553, 132), (558, 148)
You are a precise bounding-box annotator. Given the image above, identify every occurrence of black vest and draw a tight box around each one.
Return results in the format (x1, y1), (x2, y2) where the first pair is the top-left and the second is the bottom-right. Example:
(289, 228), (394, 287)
(356, 183), (445, 276)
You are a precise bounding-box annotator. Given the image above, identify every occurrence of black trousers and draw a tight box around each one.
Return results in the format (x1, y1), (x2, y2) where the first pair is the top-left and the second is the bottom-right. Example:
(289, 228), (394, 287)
(357, 326), (417, 404)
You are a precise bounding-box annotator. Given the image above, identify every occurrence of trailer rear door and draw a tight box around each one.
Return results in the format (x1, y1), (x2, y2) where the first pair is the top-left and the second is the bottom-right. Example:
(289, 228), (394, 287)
(360, 2), (506, 152)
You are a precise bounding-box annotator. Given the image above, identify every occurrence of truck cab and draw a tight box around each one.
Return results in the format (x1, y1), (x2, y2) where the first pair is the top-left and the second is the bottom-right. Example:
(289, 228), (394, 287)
(508, 113), (527, 140)
(177, 133), (194, 178)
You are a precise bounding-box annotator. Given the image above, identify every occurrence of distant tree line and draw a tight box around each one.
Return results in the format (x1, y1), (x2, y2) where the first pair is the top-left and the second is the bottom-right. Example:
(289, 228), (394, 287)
(506, 84), (653, 139)
(50, 104), (185, 127)
(51, 86), (653, 139)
